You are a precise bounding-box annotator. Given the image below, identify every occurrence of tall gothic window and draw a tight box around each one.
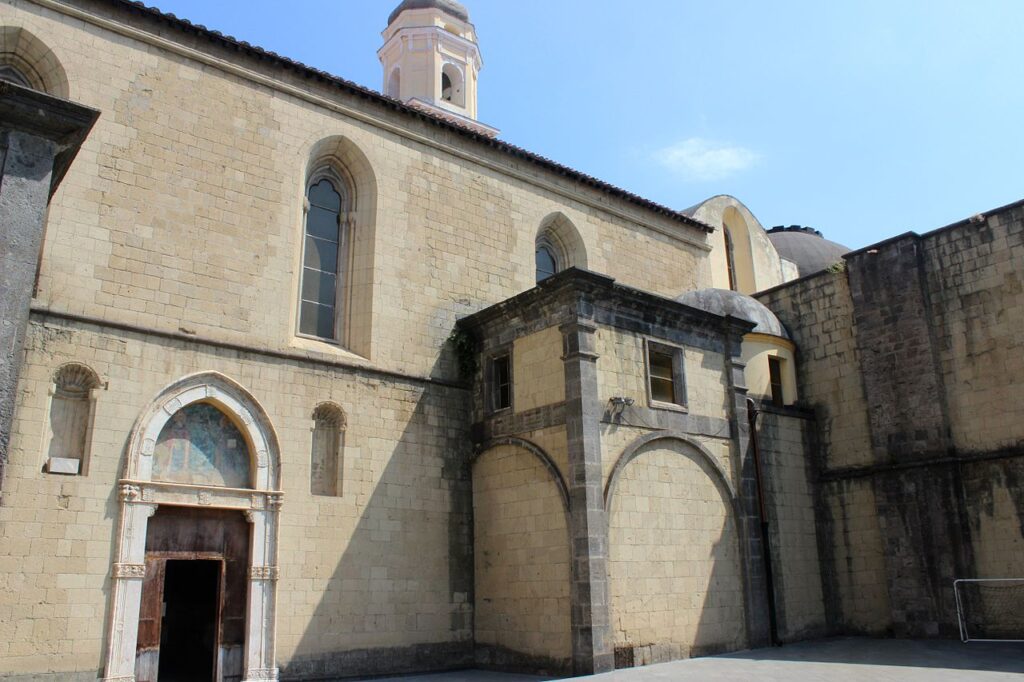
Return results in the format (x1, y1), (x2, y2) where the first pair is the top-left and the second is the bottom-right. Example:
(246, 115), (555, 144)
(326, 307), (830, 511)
(299, 171), (350, 341)
(310, 403), (346, 496)
(44, 364), (101, 475)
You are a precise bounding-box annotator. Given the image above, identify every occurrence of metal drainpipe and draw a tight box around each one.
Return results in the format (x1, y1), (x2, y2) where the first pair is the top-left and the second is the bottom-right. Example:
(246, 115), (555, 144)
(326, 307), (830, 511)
(747, 397), (781, 646)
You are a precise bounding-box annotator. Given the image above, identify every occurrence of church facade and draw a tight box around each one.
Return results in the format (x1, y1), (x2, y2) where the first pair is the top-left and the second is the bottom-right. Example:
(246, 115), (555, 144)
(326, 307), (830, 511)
(0, 1), (1021, 681)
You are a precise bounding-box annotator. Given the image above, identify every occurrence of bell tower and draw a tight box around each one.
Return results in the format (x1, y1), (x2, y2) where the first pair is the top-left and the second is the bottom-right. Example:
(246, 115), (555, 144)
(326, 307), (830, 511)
(379, 0), (497, 137)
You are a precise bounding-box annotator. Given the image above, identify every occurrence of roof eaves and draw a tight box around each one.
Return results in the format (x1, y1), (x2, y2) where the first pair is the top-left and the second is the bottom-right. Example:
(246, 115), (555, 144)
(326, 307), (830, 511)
(103, 0), (713, 233)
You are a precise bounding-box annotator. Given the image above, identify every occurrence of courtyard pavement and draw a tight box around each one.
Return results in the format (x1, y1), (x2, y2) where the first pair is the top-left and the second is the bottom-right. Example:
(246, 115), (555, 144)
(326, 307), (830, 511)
(351, 637), (1024, 681)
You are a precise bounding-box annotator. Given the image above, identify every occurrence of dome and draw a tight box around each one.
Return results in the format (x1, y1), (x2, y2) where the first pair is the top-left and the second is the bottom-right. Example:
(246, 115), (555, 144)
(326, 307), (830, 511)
(388, 0), (469, 25)
(676, 288), (790, 339)
(767, 225), (850, 277)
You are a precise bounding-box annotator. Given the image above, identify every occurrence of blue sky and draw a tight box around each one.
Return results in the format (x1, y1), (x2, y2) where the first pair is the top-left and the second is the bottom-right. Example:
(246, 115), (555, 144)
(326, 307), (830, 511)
(150, 1), (1024, 249)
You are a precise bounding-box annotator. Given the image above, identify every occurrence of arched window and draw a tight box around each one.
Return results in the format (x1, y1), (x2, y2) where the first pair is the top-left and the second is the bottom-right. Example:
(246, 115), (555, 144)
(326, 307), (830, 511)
(724, 227), (738, 291)
(310, 403), (346, 496)
(44, 364), (100, 475)
(299, 169), (350, 341)
(535, 241), (558, 282)
(534, 213), (587, 285)
(440, 63), (465, 107)
(0, 26), (70, 97)
(0, 63), (31, 88)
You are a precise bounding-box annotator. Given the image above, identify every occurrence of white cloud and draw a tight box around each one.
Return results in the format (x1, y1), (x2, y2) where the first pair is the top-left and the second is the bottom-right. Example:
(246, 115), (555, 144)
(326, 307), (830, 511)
(653, 137), (760, 182)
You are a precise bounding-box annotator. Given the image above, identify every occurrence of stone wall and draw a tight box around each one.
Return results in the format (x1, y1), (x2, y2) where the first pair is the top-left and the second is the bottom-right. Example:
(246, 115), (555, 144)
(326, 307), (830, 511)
(0, 316), (473, 679)
(0, 0), (720, 677)
(471, 443), (571, 674)
(607, 441), (746, 665)
(756, 408), (827, 641)
(2, 0), (712, 383)
(758, 200), (1024, 639)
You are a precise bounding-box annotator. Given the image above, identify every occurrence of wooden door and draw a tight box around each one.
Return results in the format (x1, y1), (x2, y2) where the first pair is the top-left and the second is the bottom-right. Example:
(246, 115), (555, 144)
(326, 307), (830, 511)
(135, 557), (165, 682)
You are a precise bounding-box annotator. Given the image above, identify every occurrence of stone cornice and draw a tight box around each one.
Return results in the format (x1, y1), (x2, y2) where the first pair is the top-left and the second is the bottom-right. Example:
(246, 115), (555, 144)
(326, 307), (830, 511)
(0, 80), (100, 195)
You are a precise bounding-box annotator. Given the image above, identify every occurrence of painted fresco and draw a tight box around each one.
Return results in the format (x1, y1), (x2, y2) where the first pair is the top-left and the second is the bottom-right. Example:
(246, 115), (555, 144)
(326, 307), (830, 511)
(153, 403), (251, 488)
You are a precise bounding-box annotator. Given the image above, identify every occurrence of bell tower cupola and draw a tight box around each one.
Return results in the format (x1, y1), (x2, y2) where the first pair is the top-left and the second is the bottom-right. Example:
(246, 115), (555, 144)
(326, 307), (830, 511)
(379, 0), (498, 137)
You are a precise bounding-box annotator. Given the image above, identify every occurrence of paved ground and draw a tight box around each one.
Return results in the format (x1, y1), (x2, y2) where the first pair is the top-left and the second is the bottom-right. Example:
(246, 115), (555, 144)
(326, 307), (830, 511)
(351, 637), (1024, 681)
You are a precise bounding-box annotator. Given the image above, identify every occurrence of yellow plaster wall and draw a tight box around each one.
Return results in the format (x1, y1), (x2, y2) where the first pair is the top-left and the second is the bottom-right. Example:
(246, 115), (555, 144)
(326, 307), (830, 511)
(513, 327), (564, 413)
(742, 335), (798, 405)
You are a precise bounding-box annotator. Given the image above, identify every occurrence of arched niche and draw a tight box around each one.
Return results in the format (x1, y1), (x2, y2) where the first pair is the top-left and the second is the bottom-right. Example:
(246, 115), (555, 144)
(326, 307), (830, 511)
(103, 372), (283, 682)
(722, 206), (756, 295)
(0, 26), (69, 98)
(301, 135), (379, 359)
(43, 362), (102, 476)
(310, 401), (347, 497)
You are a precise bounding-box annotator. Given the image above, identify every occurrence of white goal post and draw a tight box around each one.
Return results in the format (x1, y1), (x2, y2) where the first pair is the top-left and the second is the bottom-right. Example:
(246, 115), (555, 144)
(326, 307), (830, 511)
(954, 578), (1024, 642)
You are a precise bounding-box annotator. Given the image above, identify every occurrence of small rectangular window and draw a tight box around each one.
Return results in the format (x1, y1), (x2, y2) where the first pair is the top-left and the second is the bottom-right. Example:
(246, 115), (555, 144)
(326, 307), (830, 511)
(491, 354), (512, 411)
(768, 356), (785, 407)
(646, 341), (686, 409)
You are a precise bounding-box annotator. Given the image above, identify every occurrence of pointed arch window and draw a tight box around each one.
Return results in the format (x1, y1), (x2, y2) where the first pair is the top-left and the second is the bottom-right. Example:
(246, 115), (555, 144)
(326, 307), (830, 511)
(535, 242), (558, 282)
(535, 233), (565, 284)
(299, 169), (351, 341)
(0, 64), (31, 88)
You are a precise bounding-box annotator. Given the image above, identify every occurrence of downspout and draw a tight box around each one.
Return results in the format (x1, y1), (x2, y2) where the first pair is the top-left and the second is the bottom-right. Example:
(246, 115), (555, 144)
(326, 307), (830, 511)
(747, 397), (781, 646)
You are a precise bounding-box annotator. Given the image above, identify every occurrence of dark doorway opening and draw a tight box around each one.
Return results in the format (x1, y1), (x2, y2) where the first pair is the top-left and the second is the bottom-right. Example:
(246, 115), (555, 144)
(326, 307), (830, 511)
(158, 559), (221, 682)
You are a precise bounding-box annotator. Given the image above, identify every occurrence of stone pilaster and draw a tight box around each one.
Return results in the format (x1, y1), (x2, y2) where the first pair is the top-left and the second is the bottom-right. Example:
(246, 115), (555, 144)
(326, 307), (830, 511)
(0, 82), (98, 498)
(103, 485), (157, 682)
(722, 324), (773, 649)
(559, 320), (613, 675)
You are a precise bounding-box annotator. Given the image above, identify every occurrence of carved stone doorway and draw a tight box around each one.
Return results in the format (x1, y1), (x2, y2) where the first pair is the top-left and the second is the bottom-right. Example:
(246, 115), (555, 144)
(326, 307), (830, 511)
(103, 373), (283, 682)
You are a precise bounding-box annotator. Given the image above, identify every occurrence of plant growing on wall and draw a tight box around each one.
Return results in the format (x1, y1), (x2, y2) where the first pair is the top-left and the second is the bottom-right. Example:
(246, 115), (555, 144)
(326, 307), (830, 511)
(448, 327), (478, 381)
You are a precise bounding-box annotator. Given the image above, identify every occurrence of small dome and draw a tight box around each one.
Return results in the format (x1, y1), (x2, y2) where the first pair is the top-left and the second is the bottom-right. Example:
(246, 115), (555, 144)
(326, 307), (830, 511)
(767, 225), (850, 277)
(388, 0), (469, 25)
(677, 288), (789, 339)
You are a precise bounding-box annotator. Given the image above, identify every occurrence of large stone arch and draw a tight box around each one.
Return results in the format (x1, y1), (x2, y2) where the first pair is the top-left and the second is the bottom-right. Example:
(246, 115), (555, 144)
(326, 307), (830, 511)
(104, 372), (283, 682)
(471, 437), (572, 672)
(605, 432), (747, 665)
(604, 432), (738, 511)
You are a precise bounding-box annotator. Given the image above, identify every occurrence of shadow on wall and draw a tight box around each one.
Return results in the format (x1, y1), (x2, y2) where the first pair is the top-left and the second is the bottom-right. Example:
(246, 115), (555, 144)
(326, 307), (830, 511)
(607, 438), (747, 668)
(280, 365), (476, 680)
